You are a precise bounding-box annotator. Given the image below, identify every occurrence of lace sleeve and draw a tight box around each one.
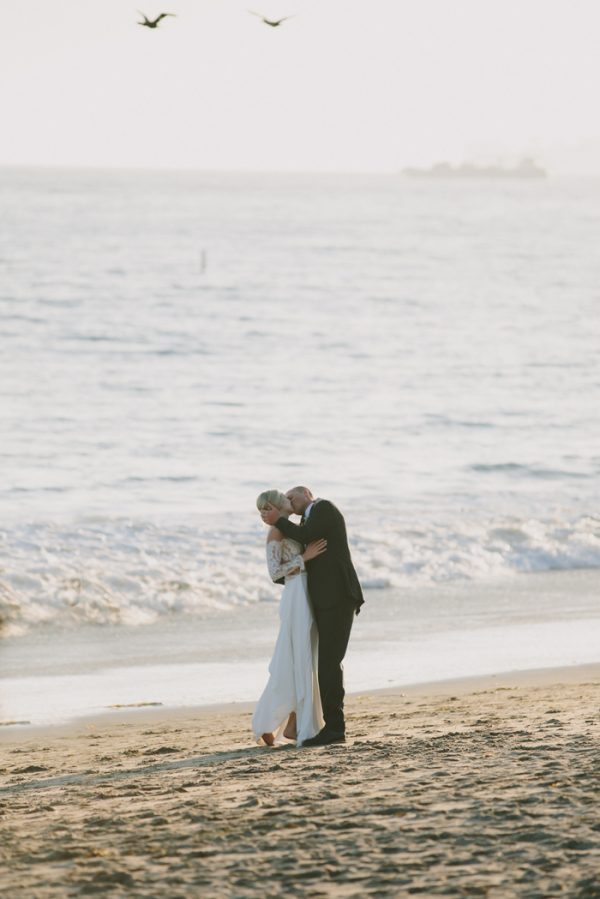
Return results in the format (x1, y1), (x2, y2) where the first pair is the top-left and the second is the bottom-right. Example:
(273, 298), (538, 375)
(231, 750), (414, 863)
(266, 540), (305, 583)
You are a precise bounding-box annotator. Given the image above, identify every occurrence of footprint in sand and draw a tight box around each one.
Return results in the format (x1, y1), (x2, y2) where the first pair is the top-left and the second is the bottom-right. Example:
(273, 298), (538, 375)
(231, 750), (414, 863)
(142, 746), (181, 755)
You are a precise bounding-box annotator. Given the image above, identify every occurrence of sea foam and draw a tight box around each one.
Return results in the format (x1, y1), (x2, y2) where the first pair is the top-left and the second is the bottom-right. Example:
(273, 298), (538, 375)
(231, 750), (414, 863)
(1, 514), (598, 636)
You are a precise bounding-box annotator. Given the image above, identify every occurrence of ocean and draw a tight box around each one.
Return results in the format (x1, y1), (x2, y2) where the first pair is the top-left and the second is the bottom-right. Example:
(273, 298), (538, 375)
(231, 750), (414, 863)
(1, 167), (599, 725)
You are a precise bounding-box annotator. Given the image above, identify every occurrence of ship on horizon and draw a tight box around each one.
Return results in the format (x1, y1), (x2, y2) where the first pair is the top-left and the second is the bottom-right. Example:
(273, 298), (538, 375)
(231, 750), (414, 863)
(402, 157), (547, 179)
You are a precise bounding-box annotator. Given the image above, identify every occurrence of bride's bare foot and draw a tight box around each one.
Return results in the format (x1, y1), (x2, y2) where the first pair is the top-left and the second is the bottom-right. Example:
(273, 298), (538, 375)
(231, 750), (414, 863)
(283, 712), (297, 740)
(261, 732), (275, 746)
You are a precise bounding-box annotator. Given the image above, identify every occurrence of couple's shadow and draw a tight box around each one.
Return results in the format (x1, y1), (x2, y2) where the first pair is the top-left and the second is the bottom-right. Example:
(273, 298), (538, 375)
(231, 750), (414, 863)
(0, 743), (303, 798)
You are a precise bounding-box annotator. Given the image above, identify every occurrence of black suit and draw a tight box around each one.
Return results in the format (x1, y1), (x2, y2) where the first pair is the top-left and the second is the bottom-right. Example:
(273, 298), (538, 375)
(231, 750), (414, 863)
(275, 499), (364, 733)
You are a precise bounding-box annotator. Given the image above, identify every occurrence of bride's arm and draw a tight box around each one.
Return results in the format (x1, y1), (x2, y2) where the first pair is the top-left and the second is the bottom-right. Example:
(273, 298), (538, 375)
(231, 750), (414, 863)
(266, 536), (328, 582)
(266, 539), (305, 583)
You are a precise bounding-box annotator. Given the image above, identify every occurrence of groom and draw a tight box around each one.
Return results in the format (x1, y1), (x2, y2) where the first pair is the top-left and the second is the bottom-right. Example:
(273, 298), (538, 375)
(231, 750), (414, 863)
(261, 487), (363, 746)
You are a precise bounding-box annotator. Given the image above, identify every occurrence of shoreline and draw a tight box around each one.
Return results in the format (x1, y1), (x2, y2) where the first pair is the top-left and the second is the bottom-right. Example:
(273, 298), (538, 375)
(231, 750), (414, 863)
(3, 567), (600, 735)
(2, 660), (598, 744)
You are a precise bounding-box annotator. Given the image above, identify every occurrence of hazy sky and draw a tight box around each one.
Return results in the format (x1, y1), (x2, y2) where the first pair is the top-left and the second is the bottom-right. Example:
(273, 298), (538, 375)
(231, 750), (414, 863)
(1, 0), (599, 172)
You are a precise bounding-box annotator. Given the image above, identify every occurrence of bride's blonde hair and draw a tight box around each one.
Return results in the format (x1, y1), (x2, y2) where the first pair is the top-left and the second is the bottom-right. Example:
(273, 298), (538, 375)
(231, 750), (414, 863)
(256, 489), (287, 512)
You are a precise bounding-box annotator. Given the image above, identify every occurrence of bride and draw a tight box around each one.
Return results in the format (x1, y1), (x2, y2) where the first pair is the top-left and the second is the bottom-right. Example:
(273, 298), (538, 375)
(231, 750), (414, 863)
(252, 489), (326, 746)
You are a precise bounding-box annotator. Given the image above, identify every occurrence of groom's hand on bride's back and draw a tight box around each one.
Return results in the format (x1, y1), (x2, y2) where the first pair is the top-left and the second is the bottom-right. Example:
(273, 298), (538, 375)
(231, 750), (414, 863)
(260, 504), (281, 526)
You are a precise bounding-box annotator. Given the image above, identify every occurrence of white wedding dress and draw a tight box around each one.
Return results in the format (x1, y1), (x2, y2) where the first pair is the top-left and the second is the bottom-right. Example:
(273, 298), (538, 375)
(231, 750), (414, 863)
(252, 537), (323, 745)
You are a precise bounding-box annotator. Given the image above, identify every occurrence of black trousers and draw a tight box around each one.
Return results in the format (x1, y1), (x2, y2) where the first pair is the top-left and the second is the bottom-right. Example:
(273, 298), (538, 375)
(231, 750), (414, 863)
(313, 603), (356, 733)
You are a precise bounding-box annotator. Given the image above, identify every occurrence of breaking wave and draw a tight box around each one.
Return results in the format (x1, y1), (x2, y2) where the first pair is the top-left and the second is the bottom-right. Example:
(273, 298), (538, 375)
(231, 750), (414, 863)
(1, 514), (599, 637)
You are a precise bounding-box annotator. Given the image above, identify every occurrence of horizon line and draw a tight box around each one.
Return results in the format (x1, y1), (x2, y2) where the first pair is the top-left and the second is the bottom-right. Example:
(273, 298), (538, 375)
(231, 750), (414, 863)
(1, 162), (600, 178)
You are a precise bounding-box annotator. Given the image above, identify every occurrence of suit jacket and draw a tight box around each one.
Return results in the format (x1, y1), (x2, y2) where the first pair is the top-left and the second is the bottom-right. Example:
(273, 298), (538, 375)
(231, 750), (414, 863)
(276, 499), (364, 613)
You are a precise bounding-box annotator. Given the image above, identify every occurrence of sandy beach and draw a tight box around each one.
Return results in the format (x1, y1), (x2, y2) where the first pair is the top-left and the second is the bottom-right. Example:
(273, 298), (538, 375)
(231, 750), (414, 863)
(1, 664), (599, 897)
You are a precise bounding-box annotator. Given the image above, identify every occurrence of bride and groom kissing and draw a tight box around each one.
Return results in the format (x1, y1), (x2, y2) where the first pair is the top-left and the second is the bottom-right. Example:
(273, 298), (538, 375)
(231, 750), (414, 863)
(252, 486), (364, 747)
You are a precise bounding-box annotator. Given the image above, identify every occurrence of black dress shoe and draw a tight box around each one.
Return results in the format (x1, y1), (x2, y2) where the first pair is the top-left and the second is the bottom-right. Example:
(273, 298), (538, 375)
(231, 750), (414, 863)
(301, 728), (346, 747)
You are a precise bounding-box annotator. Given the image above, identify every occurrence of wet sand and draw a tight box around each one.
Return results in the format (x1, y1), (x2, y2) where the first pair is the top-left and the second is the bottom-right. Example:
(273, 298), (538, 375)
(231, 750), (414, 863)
(1, 665), (599, 897)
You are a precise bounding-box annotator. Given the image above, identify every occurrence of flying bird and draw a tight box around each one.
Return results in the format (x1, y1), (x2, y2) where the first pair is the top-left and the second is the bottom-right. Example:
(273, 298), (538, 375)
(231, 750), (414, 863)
(137, 12), (176, 29)
(249, 11), (295, 27)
